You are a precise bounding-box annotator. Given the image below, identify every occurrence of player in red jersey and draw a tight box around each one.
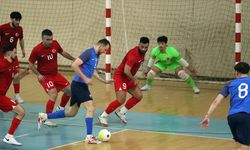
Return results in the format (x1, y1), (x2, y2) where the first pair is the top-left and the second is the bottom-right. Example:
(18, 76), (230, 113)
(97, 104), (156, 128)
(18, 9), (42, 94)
(29, 29), (75, 126)
(0, 45), (26, 146)
(0, 11), (27, 103)
(98, 37), (150, 126)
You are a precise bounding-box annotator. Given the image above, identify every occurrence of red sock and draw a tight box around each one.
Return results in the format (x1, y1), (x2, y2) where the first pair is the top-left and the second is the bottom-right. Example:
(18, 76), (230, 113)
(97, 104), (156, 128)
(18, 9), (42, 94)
(125, 97), (141, 110)
(60, 94), (70, 107)
(46, 99), (55, 113)
(13, 83), (20, 94)
(105, 100), (121, 114)
(8, 117), (21, 135)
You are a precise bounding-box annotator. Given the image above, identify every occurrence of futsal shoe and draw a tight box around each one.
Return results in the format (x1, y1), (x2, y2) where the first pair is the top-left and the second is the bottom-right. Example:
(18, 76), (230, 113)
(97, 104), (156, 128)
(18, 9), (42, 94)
(44, 120), (57, 127)
(115, 111), (127, 124)
(140, 84), (151, 91)
(38, 112), (47, 129)
(193, 87), (201, 94)
(15, 94), (24, 103)
(98, 116), (108, 127)
(85, 135), (101, 144)
(55, 106), (65, 112)
(3, 134), (22, 146)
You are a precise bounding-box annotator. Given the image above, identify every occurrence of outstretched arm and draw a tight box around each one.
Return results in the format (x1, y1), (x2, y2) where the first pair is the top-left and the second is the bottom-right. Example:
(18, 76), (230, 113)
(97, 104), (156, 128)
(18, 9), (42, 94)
(19, 38), (25, 58)
(60, 51), (75, 61)
(93, 70), (113, 84)
(200, 94), (224, 127)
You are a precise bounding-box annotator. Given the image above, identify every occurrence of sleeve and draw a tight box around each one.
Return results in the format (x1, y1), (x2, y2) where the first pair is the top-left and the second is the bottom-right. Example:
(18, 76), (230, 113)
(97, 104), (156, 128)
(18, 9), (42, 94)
(79, 49), (91, 63)
(55, 40), (63, 53)
(0, 59), (11, 72)
(19, 27), (23, 39)
(171, 47), (181, 61)
(151, 47), (158, 59)
(29, 48), (38, 64)
(220, 82), (230, 97)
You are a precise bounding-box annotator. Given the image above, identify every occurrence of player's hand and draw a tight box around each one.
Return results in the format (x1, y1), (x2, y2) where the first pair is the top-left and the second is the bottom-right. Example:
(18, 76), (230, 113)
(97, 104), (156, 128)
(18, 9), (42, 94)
(105, 79), (114, 84)
(4, 55), (13, 63)
(37, 74), (45, 82)
(85, 78), (93, 85)
(200, 117), (210, 128)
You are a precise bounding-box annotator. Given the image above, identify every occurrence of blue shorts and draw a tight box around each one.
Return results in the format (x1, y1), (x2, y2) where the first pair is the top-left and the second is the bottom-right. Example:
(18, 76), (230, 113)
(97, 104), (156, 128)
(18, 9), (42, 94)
(70, 81), (93, 107)
(227, 112), (250, 146)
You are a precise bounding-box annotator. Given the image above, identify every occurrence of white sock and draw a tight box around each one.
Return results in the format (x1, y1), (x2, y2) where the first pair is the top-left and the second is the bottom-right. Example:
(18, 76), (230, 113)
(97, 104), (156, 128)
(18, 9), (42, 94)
(16, 93), (20, 97)
(101, 111), (108, 117)
(120, 107), (128, 114)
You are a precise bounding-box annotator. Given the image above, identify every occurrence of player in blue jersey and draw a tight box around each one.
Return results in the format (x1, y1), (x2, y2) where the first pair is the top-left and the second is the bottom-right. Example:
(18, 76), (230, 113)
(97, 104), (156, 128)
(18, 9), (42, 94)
(37, 39), (112, 144)
(200, 62), (250, 150)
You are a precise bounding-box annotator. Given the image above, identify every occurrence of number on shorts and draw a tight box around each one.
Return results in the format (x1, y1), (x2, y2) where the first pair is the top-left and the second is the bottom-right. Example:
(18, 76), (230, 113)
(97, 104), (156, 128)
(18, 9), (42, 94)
(122, 83), (127, 90)
(238, 83), (248, 99)
(10, 37), (14, 43)
(47, 81), (54, 88)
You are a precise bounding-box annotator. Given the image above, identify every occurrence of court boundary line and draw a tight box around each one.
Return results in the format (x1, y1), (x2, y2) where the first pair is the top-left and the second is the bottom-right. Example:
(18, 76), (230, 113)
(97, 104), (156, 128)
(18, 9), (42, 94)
(48, 129), (128, 150)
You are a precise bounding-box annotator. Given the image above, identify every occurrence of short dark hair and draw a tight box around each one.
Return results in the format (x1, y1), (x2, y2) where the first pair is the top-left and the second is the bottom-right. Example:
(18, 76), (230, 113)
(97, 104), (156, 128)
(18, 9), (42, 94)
(42, 29), (53, 36)
(97, 38), (110, 46)
(10, 11), (22, 20)
(234, 62), (250, 74)
(157, 36), (168, 43)
(140, 37), (149, 44)
(2, 45), (15, 54)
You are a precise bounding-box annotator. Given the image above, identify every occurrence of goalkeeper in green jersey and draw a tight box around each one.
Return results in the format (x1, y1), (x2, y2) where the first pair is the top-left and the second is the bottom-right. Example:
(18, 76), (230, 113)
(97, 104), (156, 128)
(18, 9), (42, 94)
(141, 36), (200, 94)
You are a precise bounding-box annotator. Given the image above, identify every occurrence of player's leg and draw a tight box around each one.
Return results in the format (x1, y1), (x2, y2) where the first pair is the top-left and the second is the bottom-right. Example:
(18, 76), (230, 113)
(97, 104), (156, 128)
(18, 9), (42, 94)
(53, 73), (71, 111)
(57, 85), (71, 111)
(141, 64), (161, 91)
(175, 67), (200, 94)
(99, 76), (127, 126)
(0, 96), (25, 146)
(116, 84), (142, 124)
(82, 100), (100, 144)
(12, 57), (25, 103)
(99, 90), (126, 126)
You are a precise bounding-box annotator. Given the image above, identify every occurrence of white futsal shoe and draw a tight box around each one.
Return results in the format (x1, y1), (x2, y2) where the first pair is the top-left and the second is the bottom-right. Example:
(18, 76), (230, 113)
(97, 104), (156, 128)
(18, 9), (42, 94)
(85, 135), (101, 144)
(55, 106), (65, 112)
(3, 134), (22, 146)
(98, 116), (108, 127)
(140, 84), (151, 91)
(193, 87), (201, 94)
(15, 94), (24, 103)
(115, 111), (127, 124)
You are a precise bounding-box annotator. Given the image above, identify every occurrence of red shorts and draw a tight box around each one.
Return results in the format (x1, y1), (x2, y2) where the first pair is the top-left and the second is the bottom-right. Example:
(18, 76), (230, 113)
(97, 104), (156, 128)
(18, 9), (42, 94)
(39, 72), (70, 92)
(0, 96), (18, 112)
(114, 74), (136, 92)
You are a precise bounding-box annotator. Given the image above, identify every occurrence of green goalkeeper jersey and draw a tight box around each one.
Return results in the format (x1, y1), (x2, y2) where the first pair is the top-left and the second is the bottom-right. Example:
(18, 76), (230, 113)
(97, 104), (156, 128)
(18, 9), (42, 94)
(151, 45), (181, 65)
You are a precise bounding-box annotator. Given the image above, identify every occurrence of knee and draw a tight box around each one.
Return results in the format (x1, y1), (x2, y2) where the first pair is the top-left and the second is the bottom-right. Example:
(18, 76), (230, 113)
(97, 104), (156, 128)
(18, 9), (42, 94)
(118, 98), (126, 104)
(65, 89), (71, 96)
(49, 91), (58, 100)
(18, 109), (26, 119)
(87, 105), (95, 114)
(136, 94), (143, 100)
(177, 70), (190, 80)
(147, 70), (156, 79)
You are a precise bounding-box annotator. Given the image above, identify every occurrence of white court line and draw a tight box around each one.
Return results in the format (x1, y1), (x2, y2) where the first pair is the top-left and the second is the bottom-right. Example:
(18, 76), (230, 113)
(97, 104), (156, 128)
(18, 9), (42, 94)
(129, 129), (232, 141)
(48, 129), (128, 150)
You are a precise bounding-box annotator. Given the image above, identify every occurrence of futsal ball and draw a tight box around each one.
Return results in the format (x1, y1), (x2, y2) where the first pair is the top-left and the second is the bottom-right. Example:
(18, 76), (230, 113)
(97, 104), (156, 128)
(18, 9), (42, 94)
(98, 129), (111, 142)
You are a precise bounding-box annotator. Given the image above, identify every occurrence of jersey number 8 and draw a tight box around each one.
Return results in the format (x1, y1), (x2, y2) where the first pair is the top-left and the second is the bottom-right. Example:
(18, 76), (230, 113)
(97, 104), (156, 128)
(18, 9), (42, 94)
(238, 83), (248, 99)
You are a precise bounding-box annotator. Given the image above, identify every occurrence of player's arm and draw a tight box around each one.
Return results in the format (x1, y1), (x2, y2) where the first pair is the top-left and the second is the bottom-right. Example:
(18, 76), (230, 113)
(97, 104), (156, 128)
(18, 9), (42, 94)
(200, 83), (229, 127)
(124, 64), (136, 81)
(19, 38), (25, 58)
(93, 70), (113, 84)
(60, 51), (75, 61)
(71, 58), (92, 85)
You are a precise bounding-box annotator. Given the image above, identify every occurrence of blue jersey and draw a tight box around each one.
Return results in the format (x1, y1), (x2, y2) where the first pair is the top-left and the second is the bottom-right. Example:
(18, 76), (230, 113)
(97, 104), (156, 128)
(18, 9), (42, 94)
(73, 47), (99, 83)
(220, 77), (250, 116)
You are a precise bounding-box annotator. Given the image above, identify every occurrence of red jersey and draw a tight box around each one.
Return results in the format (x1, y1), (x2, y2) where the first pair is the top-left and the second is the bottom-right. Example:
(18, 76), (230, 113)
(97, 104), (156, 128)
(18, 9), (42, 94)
(29, 40), (63, 75)
(0, 58), (15, 95)
(114, 46), (145, 78)
(0, 23), (23, 57)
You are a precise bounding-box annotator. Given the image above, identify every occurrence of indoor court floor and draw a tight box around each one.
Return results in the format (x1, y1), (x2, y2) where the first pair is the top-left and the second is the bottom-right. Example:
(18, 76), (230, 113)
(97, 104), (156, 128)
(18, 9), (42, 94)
(0, 72), (234, 150)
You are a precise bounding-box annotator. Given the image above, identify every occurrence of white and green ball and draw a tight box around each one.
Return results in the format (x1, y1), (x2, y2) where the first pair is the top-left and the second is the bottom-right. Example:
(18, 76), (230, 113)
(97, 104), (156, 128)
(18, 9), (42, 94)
(98, 129), (111, 142)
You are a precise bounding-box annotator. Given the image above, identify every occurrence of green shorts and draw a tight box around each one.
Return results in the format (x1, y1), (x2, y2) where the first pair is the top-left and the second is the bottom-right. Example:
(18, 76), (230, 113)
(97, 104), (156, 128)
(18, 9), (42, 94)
(154, 61), (182, 72)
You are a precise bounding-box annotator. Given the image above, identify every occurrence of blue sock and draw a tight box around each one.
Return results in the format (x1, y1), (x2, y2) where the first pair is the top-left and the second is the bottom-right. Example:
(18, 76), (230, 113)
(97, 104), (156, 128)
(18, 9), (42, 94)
(85, 118), (93, 135)
(47, 110), (65, 119)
